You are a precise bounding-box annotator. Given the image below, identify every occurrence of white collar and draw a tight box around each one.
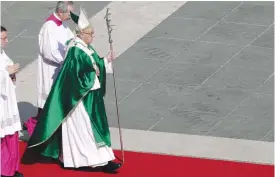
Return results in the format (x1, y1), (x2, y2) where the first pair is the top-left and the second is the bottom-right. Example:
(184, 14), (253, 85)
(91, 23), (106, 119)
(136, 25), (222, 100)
(53, 12), (62, 21)
(75, 37), (88, 47)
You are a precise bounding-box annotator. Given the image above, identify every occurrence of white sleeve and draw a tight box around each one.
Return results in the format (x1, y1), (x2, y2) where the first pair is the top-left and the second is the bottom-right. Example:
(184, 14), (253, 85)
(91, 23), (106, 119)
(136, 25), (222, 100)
(40, 24), (65, 64)
(104, 57), (113, 74)
(90, 76), (101, 91)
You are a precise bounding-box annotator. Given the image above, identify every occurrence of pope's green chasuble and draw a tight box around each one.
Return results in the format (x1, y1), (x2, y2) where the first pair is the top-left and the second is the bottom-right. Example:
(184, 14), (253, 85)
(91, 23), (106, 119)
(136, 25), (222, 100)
(27, 37), (112, 160)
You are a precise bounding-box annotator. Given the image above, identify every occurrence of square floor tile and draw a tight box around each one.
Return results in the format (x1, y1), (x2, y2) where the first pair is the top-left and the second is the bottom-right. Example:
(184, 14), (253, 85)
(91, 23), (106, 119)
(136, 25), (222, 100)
(113, 57), (166, 82)
(199, 21), (267, 45)
(229, 46), (273, 72)
(224, 3), (274, 26)
(251, 25), (274, 48)
(150, 109), (221, 135)
(254, 76), (274, 95)
(4, 1), (53, 20)
(105, 102), (169, 130)
(243, 1), (274, 6)
(145, 17), (216, 40)
(104, 78), (142, 104)
(205, 63), (272, 91)
(119, 37), (191, 61)
(174, 85), (250, 117)
(120, 82), (193, 110)
(172, 41), (243, 66)
(262, 130), (274, 142)
(231, 93), (274, 119)
(148, 62), (220, 87)
(5, 37), (38, 59)
(171, 1), (240, 20)
(206, 114), (273, 141)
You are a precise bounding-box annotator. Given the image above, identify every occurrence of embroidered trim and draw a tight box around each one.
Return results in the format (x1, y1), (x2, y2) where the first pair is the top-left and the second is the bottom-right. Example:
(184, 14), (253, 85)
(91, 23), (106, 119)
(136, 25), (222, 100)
(74, 42), (96, 64)
(1, 115), (21, 129)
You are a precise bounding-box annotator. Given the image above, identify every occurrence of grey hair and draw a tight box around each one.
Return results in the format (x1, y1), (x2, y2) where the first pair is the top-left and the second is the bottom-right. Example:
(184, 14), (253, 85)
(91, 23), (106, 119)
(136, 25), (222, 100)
(55, 1), (74, 13)
(74, 26), (81, 36)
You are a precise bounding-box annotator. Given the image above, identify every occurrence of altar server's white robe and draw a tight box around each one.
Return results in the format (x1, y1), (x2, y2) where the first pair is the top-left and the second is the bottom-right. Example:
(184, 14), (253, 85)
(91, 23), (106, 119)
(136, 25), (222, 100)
(37, 13), (74, 108)
(0, 50), (21, 138)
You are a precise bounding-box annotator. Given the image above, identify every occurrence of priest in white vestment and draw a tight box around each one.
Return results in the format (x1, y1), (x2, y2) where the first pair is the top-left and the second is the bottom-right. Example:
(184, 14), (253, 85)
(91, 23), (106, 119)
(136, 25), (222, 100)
(0, 26), (23, 177)
(23, 1), (75, 136)
(27, 8), (122, 173)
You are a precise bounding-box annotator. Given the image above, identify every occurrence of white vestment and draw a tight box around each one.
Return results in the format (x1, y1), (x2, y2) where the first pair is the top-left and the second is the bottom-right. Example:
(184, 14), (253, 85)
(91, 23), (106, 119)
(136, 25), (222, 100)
(37, 13), (74, 108)
(0, 50), (21, 138)
(61, 38), (115, 168)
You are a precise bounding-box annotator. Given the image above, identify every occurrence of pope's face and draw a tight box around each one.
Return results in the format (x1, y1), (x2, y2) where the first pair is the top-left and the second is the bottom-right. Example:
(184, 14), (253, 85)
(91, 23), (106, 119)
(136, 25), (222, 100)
(81, 28), (95, 45)
(0, 31), (8, 49)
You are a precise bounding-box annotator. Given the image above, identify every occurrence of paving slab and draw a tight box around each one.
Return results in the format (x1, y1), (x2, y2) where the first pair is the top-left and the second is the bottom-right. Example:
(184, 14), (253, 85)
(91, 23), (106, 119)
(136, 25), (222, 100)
(262, 130), (274, 142)
(206, 114), (273, 141)
(104, 78), (142, 104)
(105, 102), (169, 131)
(3, 1), (54, 20)
(175, 85), (250, 116)
(243, 1), (274, 6)
(150, 109), (222, 135)
(116, 37), (191, 61)
(171, 41), (244, 66)
(198, 21), (267, 45)
(148, 61), (220, 87)
(110, 37), (191, 81)
(111, 54), (167, 82)
(231, 93), (274, 119)
(171, 1), (240, 21)
(251, 25), (274, 48)
(1, 1), (15, 10)
(223, 3), (274, 26)
(229, 46), (273, 72)
(146, 17), (216, 40)
(5, 37), (39, 58)
(119, 81), (193, 110)
(255, 75), (274, 95)
(205, 63), (272, 91)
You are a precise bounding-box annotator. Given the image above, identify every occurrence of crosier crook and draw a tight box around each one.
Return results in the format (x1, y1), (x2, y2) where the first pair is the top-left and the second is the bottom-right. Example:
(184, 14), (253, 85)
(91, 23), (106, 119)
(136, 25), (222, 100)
(104, 8), (125, 164)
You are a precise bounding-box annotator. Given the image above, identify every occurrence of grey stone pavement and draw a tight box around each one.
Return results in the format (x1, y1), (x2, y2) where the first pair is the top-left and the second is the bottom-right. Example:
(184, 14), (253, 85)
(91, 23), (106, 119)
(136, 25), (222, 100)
(1, 1), (274, 142)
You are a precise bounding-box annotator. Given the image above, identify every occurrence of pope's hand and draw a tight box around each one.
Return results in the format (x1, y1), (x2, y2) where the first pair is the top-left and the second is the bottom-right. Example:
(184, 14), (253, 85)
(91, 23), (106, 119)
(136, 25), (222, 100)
(6, 63), (20, 75)
(106, 51), (115, 62)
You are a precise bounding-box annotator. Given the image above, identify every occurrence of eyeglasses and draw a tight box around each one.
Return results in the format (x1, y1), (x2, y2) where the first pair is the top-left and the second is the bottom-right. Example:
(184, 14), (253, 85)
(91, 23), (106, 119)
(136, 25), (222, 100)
(83, 32), (94, 37)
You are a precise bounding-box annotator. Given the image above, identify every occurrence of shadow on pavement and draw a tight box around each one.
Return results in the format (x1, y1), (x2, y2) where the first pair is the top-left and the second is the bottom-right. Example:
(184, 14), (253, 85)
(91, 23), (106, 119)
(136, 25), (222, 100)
(18, 101), (38, 141)
(18, 101), (38, 123)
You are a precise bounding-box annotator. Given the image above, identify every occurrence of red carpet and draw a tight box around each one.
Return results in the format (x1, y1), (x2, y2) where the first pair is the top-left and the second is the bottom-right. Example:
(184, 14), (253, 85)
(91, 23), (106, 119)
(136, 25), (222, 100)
(19, 142), (274, 177)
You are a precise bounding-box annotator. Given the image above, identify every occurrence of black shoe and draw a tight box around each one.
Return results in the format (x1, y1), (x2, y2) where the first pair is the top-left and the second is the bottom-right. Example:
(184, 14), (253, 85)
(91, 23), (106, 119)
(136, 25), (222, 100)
(1, 172), (23, 177)
(22, 124), (27, 130)
(102, 161), (122, 173)
(14, 172), (23, 177)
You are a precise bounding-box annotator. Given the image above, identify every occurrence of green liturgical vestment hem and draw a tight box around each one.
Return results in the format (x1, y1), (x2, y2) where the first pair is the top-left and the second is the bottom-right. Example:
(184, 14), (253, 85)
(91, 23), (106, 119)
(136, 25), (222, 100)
(27, 41), (111, 159)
